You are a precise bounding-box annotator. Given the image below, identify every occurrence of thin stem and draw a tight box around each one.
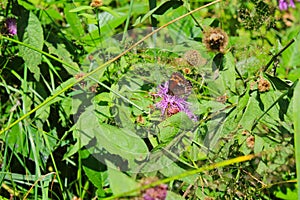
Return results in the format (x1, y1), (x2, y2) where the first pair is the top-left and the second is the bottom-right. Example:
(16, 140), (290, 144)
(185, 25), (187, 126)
(261, 39), (295, 72)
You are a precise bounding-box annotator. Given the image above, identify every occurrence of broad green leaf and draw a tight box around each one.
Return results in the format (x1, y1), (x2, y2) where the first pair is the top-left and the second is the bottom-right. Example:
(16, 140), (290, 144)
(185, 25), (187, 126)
(81, 13), (127, 46)
(94, 123), (149, 161)
(81, 148), (104, 189)
(158, 112), (194, 143)
(78, 13), (96, 19)
(238, 91), (262, 130)
(18, 11), (44, 81)
(159, 157), (198, 185)
(73, 105), (148, 170)
(64, 3), (85, 39)
(106, 160), (139, 196)
(69, 6), (93, 13)
(282, 31), (300, 67)
(266, 74), (291, 91)
(274, 186), (298, 200)
(100, 6), (121, 18)
(221, 52), (236, 92)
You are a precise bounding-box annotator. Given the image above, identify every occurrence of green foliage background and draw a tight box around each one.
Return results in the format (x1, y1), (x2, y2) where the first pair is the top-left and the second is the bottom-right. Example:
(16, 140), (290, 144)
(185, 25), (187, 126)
(0, 0), (299, 199)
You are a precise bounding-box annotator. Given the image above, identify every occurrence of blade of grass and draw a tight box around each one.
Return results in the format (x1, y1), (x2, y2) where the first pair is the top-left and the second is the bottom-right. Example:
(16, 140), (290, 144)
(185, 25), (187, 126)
(122, 0), (134, 43)
(0, 0), (222, 136)
(293, 79), (300, 199)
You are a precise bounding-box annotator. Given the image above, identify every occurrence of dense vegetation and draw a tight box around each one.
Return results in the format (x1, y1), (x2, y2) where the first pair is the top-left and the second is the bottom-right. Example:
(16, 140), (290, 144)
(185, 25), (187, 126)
(0, 0), (300, 199)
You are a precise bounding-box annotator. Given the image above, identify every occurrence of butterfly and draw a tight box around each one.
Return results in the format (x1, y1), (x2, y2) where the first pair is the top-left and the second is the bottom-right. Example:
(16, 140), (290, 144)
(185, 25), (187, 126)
(167, 72), (192, 98)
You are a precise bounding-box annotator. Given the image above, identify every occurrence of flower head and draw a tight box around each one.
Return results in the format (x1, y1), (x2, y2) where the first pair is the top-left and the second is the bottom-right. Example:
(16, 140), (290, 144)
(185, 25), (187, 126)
(257, 77), (271, 92)
(90, 0), (103, 7)
(278, 0), (300, 10)
(203, 27), (228, 54)
(155, 81), (197, 121)
(184, 50), (201, 66)
(5, 18), (17, 35)
(141, 177), (168, 200)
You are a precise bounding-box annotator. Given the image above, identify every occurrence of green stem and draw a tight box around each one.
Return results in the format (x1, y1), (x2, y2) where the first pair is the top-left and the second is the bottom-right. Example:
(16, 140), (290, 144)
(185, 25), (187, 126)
(122, 0), (134, 43)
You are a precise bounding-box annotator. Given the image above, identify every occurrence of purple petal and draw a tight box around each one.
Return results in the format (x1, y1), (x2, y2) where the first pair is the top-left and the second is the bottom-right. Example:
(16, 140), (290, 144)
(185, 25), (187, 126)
(289, 0), (296, 7)
(155, 81), (197, 121)
(5, 18), (17, 35)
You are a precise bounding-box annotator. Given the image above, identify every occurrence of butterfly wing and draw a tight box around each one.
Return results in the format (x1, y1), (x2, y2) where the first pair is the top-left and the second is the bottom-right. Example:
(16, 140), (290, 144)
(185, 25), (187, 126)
(168, 72), (192, 97)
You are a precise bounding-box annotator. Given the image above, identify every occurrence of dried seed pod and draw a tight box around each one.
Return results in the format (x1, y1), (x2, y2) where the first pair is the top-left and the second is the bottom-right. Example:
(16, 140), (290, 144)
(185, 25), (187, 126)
(257, 78), (271, 92)
(203, 27), (228, 53)
(184, 50), (201, 66)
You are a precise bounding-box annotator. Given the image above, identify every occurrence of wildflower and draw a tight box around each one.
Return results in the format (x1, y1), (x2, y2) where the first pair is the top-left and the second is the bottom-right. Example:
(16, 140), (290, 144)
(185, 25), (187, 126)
(257, 78), (271, 92)
(141, 177), (168, 200)
(90, 0), (103, 7)
(278, 0), (300, 10)
(155, 81), (197, 121)
(182, 67), (191, 74)
(5, 18), (17, 35)
(203, 27), (228, 54)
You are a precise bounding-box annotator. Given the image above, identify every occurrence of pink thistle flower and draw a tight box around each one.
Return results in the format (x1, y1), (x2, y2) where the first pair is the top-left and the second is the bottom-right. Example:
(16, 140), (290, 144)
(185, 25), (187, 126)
(155, 81), (197, 121)
(5, 18), (17, 35)
(278, 0), (300, 10)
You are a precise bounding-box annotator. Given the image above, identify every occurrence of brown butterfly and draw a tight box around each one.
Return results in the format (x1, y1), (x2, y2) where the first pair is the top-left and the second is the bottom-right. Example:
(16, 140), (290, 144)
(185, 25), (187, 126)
(167, 72), (192, 98)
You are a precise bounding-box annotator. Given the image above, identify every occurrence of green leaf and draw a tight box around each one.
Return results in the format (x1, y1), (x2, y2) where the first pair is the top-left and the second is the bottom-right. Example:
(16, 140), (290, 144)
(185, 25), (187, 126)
(45, 42), (80, 75)
(158, 112), (194, 143)
(94, 123), (149, 161)
(274, 186), (298, 200)
(64, 3), (85, 39)
(166, 191), (186, 200)
(100, 6), (121, 18)
(73, 106), (148, 170)
(40, 9), (63, 25)
(81, 148), (105, 189)
(81, 13), (127, 45)
(18, 11), (44, 81)
(106, 160), (139, 196)
(222, 52), (236, 92)
(78, 13), (96, 19)
(282, 32), (300, 67)
(35, 77), (77, 120)
(238, 91), (262, 130)
(265, 73), (291, 90)
(293, 79), (300, 198)
(69, 6), (93, 13)
(133, 0), (183, 26)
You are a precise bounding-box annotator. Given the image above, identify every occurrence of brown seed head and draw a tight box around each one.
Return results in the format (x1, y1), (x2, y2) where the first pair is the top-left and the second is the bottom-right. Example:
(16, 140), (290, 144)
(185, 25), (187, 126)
(216, 94), (228, 104)
(246, 135), (255, 149)
(203, 27), (228, 53)
(184, 50), (201, 66)
(257, 78), (271, 92)
(136, 115), (145, 124)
